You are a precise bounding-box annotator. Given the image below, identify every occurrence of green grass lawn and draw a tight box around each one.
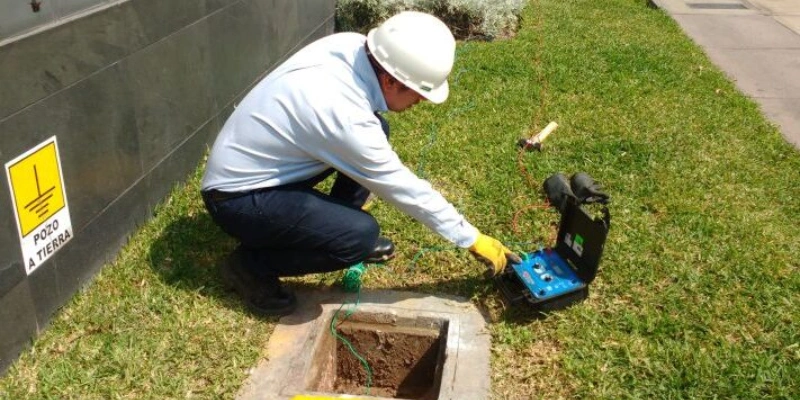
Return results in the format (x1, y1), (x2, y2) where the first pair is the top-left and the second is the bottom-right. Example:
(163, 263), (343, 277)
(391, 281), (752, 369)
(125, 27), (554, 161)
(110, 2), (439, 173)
(2, 0), (799, 398)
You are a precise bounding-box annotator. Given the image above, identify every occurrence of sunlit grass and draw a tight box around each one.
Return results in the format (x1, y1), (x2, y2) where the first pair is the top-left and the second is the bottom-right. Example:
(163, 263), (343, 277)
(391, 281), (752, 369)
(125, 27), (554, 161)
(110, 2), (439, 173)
(1, 0), (798, 398)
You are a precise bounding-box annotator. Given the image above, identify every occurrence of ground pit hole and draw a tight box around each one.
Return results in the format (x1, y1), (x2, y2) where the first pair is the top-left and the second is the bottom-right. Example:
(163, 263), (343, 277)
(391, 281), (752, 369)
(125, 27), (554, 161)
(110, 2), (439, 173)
(306, 312), (448, 400)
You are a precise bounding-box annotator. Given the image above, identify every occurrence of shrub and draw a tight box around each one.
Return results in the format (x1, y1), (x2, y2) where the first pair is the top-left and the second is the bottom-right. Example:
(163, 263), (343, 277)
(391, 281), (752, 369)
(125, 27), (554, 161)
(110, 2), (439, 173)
(335, 0), (526, 40)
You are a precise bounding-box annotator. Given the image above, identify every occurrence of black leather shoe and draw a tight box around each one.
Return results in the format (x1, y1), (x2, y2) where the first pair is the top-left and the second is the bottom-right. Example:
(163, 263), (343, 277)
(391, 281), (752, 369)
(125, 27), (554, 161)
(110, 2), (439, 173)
(247, 278), (297, 317)
(364, 236), (395, 263)
(219, 250), (297, 317)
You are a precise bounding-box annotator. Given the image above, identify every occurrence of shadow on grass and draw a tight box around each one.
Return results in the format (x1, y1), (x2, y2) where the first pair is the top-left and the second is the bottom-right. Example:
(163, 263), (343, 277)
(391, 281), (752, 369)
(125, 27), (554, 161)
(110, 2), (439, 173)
(146, 213), (551, 323)
(142, 214), (447, 318)
(146, 213), (260, 316)
(381, 274), (556, 325)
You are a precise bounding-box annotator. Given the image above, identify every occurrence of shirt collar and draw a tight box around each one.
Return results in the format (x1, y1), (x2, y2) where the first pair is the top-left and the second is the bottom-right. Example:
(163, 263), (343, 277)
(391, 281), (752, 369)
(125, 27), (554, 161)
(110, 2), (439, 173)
(355, 44), (388, 113)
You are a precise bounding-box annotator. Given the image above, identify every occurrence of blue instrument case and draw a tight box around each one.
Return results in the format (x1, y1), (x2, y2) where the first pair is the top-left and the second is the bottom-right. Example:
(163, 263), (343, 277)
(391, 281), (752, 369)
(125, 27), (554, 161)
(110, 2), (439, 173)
(496, 197), (611, 313)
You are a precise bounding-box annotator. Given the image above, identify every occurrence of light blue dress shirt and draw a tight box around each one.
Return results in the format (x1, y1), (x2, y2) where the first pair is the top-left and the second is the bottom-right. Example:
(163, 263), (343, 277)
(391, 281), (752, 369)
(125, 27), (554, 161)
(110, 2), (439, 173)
(202, 32), (478, 248)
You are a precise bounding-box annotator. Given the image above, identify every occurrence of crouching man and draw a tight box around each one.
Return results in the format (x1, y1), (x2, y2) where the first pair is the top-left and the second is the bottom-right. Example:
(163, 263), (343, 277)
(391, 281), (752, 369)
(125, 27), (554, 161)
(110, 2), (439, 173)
(201, 11), (520, 316)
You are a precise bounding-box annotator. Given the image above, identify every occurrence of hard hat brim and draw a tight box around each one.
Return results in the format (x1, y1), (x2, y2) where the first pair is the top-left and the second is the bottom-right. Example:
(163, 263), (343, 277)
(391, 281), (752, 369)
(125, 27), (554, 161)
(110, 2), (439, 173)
(421, 81), (448, 104)
(367, 27), (451, 105)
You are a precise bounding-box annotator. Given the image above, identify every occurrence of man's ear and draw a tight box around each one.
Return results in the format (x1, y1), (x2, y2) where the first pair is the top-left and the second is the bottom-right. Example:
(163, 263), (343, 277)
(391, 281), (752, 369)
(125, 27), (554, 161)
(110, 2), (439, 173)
(380, 73), (403, 90)
(376, 72), (390, 91)
(383, 73), (395, 86)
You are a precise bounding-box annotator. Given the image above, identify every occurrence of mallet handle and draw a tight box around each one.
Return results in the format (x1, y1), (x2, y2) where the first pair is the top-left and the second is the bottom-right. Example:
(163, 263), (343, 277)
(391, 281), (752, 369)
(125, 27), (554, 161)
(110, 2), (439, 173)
(533, 121), (558, 144)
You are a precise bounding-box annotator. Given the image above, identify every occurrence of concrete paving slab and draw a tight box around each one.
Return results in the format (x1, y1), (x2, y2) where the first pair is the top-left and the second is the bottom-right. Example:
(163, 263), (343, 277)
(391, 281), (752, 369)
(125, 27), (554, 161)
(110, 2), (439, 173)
(748, 0), (800, 14)
(237, 288), (491, 400)
(756, 97), (800, 148)
(700, 48), (800, 98)
(651, 0), (760, 15)
(673, 13), (800, 48)
(776, 15), (800, 34)
(653, 0), (800, 148)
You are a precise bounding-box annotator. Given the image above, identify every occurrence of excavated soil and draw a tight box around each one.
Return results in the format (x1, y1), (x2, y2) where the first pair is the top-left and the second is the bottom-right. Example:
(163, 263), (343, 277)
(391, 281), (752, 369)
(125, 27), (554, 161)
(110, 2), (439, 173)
(332, 324), (443, 399)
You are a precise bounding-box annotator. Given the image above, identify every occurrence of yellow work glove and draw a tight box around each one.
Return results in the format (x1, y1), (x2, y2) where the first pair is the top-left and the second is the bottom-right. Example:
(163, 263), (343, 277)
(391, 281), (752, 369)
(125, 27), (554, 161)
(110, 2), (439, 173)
(469, 233), (522, 277)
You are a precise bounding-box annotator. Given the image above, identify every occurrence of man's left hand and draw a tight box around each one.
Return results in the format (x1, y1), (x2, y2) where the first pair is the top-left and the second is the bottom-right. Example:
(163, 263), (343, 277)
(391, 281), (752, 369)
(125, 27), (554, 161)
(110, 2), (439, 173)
(469, 233), (522, 277)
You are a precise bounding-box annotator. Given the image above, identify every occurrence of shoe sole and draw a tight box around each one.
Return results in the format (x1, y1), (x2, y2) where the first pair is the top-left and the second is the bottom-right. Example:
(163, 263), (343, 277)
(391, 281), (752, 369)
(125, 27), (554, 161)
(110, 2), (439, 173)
(245, 296), (297, 317)
(364, 252), (396, 264)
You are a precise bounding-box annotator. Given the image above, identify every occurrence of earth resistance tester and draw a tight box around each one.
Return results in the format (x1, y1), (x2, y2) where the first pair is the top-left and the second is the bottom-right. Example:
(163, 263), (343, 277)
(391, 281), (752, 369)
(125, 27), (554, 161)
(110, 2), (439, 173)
(496, 197), (611, 312)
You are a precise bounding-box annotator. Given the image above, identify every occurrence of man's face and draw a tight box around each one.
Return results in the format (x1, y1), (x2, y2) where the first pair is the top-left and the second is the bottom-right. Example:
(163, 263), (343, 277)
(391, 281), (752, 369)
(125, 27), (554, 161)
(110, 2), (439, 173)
(381, 75), (425, 112)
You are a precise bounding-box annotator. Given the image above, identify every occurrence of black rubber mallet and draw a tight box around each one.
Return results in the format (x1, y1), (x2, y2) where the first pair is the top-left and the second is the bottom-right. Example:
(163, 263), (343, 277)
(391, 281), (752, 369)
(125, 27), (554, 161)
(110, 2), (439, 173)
(518, 121), (558, 151)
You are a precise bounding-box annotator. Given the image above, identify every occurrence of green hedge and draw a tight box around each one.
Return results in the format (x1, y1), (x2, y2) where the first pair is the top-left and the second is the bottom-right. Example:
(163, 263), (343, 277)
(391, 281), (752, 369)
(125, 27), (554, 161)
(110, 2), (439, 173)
(335, 0), (526, 40)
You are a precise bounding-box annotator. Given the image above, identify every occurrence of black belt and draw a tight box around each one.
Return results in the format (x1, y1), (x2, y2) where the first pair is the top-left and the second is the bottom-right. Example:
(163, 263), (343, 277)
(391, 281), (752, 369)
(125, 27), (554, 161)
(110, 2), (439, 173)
(202, 189), (250, 202)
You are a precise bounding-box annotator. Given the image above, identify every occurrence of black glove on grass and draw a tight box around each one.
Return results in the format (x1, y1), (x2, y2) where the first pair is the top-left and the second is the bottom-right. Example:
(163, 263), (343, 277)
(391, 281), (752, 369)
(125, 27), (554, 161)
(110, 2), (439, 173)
(570, 172), (609, 204)
(543, 173), (576, 213)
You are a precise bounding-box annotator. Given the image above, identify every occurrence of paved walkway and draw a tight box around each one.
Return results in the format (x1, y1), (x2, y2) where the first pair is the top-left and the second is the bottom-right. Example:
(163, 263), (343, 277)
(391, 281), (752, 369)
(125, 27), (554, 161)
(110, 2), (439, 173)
(652, 0), (800, 149)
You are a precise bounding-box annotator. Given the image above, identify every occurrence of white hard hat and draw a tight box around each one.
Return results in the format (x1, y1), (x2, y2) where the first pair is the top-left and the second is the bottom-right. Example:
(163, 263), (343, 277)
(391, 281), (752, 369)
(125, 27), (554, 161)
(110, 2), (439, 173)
(367, 11), (456, 104)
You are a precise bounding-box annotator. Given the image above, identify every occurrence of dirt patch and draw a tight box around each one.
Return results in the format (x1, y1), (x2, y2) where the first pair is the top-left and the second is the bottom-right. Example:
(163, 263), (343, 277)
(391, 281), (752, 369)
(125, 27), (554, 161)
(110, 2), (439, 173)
(332, 322), (444, 399)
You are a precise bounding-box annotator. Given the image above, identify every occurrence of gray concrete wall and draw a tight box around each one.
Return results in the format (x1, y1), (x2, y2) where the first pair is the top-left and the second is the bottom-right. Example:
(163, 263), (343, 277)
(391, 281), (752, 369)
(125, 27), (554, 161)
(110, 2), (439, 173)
(0, 0), (108, 44)
(0, 0), (336, 374)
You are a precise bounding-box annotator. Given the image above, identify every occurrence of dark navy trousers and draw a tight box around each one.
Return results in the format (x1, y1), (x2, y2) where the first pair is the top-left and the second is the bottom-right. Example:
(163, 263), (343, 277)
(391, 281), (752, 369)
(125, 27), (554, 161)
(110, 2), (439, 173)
(202, 113), (389, 278)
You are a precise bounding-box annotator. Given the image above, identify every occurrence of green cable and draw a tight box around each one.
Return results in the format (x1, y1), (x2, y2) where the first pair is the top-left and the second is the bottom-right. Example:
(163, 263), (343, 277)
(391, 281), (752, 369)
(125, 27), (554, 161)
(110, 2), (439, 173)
(330, 44), (517, 396)
(408, 245), (452, 272)
(415, 45), (474, 179)
(331, 265), (373, 394)
(415, 102), (476, 179)
(332, 242), (530, 393)
(341, 262), (365, 293)
(415, 123), (439, 178)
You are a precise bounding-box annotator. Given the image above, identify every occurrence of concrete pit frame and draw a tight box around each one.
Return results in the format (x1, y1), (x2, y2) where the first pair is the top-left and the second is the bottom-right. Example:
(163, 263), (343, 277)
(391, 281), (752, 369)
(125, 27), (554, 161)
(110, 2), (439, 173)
(237, 289), (491, 400)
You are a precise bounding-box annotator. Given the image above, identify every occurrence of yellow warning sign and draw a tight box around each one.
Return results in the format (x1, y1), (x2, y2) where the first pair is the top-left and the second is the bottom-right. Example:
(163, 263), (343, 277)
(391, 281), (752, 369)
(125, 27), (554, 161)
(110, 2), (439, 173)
(6, 136), (73, 274)
(7, 141), (66, 236)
